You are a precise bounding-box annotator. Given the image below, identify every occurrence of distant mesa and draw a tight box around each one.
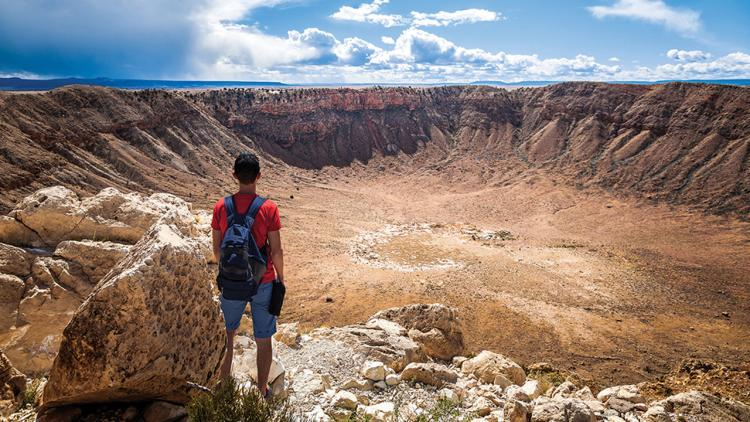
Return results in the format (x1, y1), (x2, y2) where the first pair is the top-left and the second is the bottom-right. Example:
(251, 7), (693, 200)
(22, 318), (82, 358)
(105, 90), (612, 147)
(0, 77), (287, 91)
(1, 77), (749, 91)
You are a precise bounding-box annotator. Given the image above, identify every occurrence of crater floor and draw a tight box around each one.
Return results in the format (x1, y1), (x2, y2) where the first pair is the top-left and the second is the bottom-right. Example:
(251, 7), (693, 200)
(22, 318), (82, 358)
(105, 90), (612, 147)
(264, 161), (750, 388)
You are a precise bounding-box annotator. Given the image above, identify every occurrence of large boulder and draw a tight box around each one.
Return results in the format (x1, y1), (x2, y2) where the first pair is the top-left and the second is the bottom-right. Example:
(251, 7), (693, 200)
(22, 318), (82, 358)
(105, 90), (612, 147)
(4, 282), (81, 374)
(652, 391), (750, 422)
(0, 216), (43, 247)
(31, 257), (91, 298)
(1, 249), (128, 374)
(42, 212), (225, 407)
(11, 186), (192, 246)
(0, 274), (24, 331)
(10, 186), (84, 246)
(54, 240), (130, 282)
(461, 350), (526, 386)
(0, 351), (26, 399)
(371, 303), (464, 360)
(0, 242), (34, 277)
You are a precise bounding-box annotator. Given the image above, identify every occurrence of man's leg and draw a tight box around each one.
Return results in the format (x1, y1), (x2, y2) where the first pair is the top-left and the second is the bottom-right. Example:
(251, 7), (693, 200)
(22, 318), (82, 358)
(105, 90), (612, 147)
(250, 282), (277, 396)
(255, 337), (272, 395)
(218, 294), (247, 384)
(219, 328), (236, 382)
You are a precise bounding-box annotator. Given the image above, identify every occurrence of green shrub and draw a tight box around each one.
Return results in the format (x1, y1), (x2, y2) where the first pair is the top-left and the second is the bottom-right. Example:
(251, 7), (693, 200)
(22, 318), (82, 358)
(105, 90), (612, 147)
(20, 378), (44, 408)
(187, 378), (294, 422)
(416, 398), (473, 422)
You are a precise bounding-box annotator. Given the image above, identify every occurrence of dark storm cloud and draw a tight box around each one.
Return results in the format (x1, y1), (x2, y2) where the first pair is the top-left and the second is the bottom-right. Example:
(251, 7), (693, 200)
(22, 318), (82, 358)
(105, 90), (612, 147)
(0, 0), (198, 78)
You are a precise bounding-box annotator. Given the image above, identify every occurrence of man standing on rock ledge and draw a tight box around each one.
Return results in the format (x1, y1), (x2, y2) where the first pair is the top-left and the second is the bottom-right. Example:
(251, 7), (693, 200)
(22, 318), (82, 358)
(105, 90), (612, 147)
(211, 152), (284, 397)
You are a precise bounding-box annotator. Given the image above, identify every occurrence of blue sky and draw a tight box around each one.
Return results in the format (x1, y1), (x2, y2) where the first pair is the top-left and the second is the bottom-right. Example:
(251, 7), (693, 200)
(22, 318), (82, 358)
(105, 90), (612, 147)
(1, 0), (748, 83)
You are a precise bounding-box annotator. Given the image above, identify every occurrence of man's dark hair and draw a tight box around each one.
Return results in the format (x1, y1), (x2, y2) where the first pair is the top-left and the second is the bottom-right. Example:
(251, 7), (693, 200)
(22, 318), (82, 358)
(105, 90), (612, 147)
(234, 152), (260, 184)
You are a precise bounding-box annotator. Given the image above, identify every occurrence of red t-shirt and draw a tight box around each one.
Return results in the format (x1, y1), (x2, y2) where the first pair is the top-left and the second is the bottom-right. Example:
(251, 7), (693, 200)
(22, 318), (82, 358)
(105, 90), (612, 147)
(211, 193), (281, 284)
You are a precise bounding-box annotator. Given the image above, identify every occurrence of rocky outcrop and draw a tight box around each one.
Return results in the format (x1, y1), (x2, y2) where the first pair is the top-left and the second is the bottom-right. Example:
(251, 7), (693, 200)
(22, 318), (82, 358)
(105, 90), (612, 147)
(53, 240), (130, 282)
(0, 242), (34, 277)
(650, 391), (750, 422)
(42, 211), (225, 407)
(316, 322), (424, 372)
(371, 303), (464, 360)
(0, 216), (43, 247)
(0, 187), (196, 375)
(9, 186), (192, 247)
(0, 351), (25, 399)
(5, 290), (750, 421)
(0, 274), (24, 331)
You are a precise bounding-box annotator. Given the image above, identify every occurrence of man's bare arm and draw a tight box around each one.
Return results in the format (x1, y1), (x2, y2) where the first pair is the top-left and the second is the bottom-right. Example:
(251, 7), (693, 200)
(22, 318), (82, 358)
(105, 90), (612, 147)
(212, 229), (222, 263)
(267, 230), (284, 282)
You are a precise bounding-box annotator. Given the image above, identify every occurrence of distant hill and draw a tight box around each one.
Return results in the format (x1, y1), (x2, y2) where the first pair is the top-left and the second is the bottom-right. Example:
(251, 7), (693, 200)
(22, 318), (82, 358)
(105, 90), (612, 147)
(0, 77), (286, 91)
(2, 77), (749, 91)
(472, 79), (750, 87)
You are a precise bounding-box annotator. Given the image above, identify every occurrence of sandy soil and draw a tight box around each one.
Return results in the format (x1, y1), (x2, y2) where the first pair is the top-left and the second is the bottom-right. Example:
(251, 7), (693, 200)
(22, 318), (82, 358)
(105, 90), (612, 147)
(232, 153), (750, 389)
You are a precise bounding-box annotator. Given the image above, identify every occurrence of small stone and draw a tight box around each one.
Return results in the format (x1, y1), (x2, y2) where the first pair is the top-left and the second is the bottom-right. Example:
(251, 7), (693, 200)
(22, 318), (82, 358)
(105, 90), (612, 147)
(400, 362), (458, 387)
(374, 380), (387, 390)
(307, 405), (332, 422)
(596, 384), (643, 404)
(331, 390), (358, 410)
(453, 356), (468, 367)
(573, 386), (596, 401)
(606, 397), (636, 413)
(339, 378), (372, 391)
(361, 360), (386, 381)
(325, 297), (334, 303)
(493, 374), (512, 388)
(551, 381), (577, 399)
(122, 406), (140, 421)
(503, 400), (529, 422)
(641, 405), (671, 422)
(385, 374), (400, 386)
(143, 401), (187, 422)
(505, 385), (531, 402)
(520, 379), (543, 400)
(274, 322), (301, 348)
(363, 402), (395, 421)
(585, 400), (605, 413)
(468, 397), (494, 417)
(461, 350), (526, 386)
(439, 388), (458, 401)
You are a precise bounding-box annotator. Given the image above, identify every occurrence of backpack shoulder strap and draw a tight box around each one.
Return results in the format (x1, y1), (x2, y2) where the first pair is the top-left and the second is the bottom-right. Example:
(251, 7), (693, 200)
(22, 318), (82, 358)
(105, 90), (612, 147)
(248, 196), (267, 220)
(224, 195), (244, 226)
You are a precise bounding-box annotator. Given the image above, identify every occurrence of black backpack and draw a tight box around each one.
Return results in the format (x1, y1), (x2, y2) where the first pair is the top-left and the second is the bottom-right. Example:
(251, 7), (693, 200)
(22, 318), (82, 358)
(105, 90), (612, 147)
(217, 195), (267, 301)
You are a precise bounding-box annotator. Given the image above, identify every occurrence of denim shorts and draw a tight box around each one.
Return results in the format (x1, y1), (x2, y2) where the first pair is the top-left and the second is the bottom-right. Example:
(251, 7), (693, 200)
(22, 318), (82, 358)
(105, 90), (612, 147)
(219, 282), (277, 338)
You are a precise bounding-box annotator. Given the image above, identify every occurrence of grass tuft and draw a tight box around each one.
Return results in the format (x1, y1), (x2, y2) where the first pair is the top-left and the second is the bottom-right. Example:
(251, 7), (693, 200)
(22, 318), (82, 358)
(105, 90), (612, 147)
(187, 378), (294, 422)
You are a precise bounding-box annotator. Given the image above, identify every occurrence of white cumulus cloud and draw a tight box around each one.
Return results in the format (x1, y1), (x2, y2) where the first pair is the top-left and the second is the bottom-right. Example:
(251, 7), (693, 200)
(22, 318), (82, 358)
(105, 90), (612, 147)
(588, 0), (702, 35)
(369, 28), (620, 81)
(330, 0), (406, 27)
(381, 36), (395, 45)
(410, 9), (501, 27)
(331, 1), (501, 28)
(666, 48), (711, 62)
